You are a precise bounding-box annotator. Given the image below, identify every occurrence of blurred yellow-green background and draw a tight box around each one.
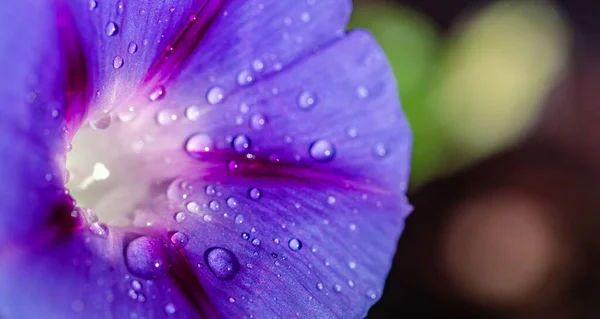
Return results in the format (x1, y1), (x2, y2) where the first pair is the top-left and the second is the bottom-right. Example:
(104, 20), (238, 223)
(352, 1), (600, 318)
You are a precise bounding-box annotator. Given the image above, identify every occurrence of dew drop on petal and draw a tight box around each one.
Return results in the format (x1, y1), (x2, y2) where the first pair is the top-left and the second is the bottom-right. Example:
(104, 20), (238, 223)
(288, 238), (302, 251)
(90, 113), (112, 130)
(203, 214), (213, 222)
(334, 284), (342, 292)
(88, 222), (109, 238)
(235, 214), (244, 224)
(186, 201), (200, 213)
(373, 142), (388, 158)
(356, 86), (369, 99)
(205, 185), (216, 196)
(250, 113), (267, 131)
(251, 238), (261, 246)
(105, 21), (119, 36)
(131, 280), (142, 291)
(186, 134), (213, 154)
(209, 200), (220, 211)
(241, 232), (249, 240)
(149, 85), (166, 101)
(297, 90), (317, 110)
(248, 187), (262, 200)
(156, 109), (178, 126)
(309, 139), (336, 162)
(206, 86), (225, 105)
(174, 212), (186, 223)
(164, 303), (176, 315)
(232, 135), (251, 153)
(89, 0), (98, 10)
(185, 105), (201, 121)
(113, 56), (124, 69)
(226, 197), (238, 208)
(227, 160), (239, 172)
(204, 247), (240, 280)
(125, 236), (169, 279)
(316, 282), (324, 291)
(170, 232), (189, 248)
(128, 42), (138, 54)
(236, 70), (254, 86)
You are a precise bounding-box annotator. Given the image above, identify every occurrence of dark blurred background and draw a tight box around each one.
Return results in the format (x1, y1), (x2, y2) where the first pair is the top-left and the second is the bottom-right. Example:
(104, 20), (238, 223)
(350, 1), (600, 318)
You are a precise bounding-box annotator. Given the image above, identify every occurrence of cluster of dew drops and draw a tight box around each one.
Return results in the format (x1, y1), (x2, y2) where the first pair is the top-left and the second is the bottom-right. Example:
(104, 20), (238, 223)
(66, 1), (386, 314)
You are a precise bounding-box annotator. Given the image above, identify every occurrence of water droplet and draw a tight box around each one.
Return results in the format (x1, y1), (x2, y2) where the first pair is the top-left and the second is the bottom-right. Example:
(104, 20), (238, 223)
(131, 280), (142, 291)
(128, 42), (138, 54)
(206, 86), (225, 104)
(373, 142), (387, 157)
(204, 247), (240, 280)
(241, 232), (250, 240)
(334, 284), (342, 292)
(137, 293), (146, 303)
(115, 1), (124, 14)
(348, 261), (357, 269)
(288, 238), (302, 251)
(185, 105), (201, 121)
(89, 0), (98, 10)
(298, 91), (317, 110)
(347, 127), (358, 138)
(155, 109), (178, 126)
(316, 282), (324, 291)
(186, 201), (200, 213)
(170, 232), (189, 248)
(105, 22), (119, 36)
(205, 185), (216, 196)
(236, 70), (254, 86)
(273, 238), (280, 244)
(124, 236), (169, 279)
(309, 139), (336, 162)
(149, 85), (166, 101)
(203, 214), (213, 222)
(327, 196), (336, 205)
(232, 135), (251, 153)
(300, 12), (311, 22)
(251, 238), (261, 246)
(226, 197), (238, 208)
(185, 134), (213, 154)
(88, 222), (109, 238)
(367, 289), (377, 300)
(209, 200), (220, 211)
(112, 56), (124, 69)
(229, 297), (236, 303)
(89, 113), (112, 130)
(248, 187), (262, 200)
(235, 214), (244, 224)
(252, 59), (264, 72)
(356, 86), (369, 99)
(250, 113), (267, 131)
(164, 303), (176, 315)
(227, 160), (239, 172)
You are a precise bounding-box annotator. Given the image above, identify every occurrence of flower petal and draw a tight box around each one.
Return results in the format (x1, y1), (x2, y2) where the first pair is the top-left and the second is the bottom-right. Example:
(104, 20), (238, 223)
(0, 0), (71, 246)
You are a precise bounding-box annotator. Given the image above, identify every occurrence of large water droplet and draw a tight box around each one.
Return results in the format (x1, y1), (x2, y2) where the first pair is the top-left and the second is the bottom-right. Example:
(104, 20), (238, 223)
(204, 247), (240, 280)
(235, 214), (244, 224)
(174, 212), (186, 223)
(209, 200), (220, 211)
(156, 109), (178, 126)
(89, 0), (98, 10)
(248, 187), (262, 200)
(149, 85), (166, 101)
(105, 22), (119, 36)
(206, 86), (225, 105)
(125, 236), (169, 279)
(298, 91), (317, 110)
(113, 56), (124, 69)
(288, 238), (302, 251)
(164, 303), (176, 315)
(170, 232), (189, 248)
(309, 139), (335, 162)
(232, 135), (251, 153)
(186, 201), (200, 213)
(128, 42), (138, 54)
(250, 113), (267, 131)
(186, 134), (213, 154)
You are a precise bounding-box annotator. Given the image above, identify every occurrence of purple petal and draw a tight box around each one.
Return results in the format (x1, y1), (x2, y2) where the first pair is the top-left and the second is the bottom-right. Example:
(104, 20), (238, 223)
(0, 0), (72, 245)
(0, 0), (411, 318)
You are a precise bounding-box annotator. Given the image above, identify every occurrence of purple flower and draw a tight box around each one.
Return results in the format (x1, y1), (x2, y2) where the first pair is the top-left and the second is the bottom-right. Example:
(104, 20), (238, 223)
(0, 0), (411, 318)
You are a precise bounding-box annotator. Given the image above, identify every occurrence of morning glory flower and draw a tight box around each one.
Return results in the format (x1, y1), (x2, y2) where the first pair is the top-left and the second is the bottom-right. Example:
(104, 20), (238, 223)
(0, 0), (411, 318)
